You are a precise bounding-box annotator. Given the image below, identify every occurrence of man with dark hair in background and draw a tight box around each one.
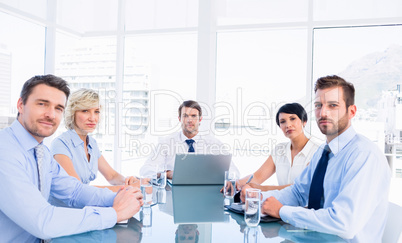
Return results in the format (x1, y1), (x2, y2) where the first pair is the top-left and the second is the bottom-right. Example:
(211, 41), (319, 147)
(141, 100), (238, 179)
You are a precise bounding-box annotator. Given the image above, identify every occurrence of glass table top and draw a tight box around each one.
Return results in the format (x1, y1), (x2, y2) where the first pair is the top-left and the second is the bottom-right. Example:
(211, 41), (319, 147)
(51, 185), (345, 243)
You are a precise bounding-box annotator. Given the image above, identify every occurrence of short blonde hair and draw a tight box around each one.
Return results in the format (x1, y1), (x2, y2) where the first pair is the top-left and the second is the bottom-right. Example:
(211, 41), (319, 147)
(65, 88), (100, 130)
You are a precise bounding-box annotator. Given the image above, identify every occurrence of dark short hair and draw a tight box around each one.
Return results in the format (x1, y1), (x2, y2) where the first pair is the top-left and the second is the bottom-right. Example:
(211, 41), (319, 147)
(17, 75), (70, 118)
(20, 74), (70, 104)
(314, 75), (355, 107)
(276, 103), (308, 126)
(178, 100), (202, 117)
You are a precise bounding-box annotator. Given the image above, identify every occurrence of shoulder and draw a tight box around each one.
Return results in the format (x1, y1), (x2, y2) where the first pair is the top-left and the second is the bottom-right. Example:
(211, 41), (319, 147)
(340, 133), (387, 169)
(158, 132), (180, 143)
(51, 131), (72, 148)
(270, 142), (289, 161)
(50, 131), (76, 156)
(0, 127), (23, 150)
(303, 138), (321, 155)
(200, 133), (222, 144)
(53, 130), (74, 143)
(348, 133), (382, 156)
(274, 142), (289, 153)
(307, 137), (321, 148)
(0, 128), (29, 168)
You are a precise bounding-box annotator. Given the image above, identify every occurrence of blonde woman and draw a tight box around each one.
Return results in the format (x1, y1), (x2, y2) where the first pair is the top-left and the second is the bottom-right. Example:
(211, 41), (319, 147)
(51, 88), (139, 194)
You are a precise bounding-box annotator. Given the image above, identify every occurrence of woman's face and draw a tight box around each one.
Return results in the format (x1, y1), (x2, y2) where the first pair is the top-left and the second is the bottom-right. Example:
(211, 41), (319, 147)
(74, 107), (100, 135)
(278, 112), (306, 140)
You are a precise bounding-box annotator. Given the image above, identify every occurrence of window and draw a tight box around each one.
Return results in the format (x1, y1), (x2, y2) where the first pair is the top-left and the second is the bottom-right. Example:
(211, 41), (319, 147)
(122, 33), (198, 175)
(313, 25), (402, 176)
(217, 0), (308, 25)
(216, 29), (308, 179)
(125, 0), (198, 31)
(313, 0), (402, 21)
(0, 12), (45, 120)
(55, 33), (117, 165)
(56, 0), (118, 33)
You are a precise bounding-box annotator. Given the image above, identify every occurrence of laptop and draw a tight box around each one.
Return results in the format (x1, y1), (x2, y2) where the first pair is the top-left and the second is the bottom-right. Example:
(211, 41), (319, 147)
(171, 154), (232, 185)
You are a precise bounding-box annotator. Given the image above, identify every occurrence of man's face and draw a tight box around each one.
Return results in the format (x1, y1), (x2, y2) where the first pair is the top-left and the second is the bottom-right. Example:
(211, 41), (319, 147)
(176, 224), (199, 243)
(314, 86), (356, 142)
(17, 84), (66, 142)
(179, 107), (202, 135)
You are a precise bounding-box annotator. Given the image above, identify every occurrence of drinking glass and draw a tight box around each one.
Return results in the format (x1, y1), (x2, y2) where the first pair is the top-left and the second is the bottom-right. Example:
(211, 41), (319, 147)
(141, 206), (152, 236)
(244, 188), (261, 227)
(140, 175), (154, 207)
(244, 226), (259, 243)
(157, 188), (166, 204)
(156, 164), (167, 188)
(224, 171), (238, 198)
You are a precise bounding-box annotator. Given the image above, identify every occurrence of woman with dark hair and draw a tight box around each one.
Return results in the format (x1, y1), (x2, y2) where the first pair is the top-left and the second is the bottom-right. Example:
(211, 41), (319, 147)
(239, 103), (319, 200)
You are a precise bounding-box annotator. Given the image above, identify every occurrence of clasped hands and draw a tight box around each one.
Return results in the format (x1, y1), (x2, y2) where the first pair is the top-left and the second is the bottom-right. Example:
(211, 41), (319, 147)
(124, 176), (140, 186)
(113, 185), (143, 223)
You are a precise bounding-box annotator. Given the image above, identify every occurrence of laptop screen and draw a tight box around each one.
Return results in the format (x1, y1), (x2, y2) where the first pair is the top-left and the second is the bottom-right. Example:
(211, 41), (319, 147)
(172, 154), (232, 185)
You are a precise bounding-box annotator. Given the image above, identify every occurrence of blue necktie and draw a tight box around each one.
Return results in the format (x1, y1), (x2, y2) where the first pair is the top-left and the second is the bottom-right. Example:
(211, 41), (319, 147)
(308, 145), (331, 210)
(185, 139), (195, 153)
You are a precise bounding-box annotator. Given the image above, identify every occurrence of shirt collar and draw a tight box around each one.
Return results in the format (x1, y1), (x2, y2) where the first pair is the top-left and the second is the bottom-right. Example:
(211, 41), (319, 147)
(285, 139), (313, 160)
(10, 120), (40, 151)
(68, 129), (91, 148)
(327, 126), (356, 156)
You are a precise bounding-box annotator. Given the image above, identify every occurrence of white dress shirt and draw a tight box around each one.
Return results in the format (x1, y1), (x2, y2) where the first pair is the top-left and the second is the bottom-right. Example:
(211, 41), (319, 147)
(272, 139), (320, 185)
(140, 131), (239, 176)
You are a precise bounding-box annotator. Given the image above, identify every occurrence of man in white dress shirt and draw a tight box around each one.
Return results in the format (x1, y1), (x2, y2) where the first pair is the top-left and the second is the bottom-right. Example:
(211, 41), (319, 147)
(140, 100), (238, 179)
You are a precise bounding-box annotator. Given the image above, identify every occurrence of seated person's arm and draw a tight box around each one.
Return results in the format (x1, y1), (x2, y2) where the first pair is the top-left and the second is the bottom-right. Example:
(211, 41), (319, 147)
(54, 154), (81, 181)
(251, 155), (276, 184)
(98, 156), (139, 190)
(98, 155), (125, 185)
(246, 182), (291, 192)
(240, 155), (276, 202)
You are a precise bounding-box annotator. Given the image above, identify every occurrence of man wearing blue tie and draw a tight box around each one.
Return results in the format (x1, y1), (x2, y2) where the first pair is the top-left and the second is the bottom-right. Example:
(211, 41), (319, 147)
(140, 100), (239, 179)
(260, 75), (390, 242)
(0, 75), (143, 242)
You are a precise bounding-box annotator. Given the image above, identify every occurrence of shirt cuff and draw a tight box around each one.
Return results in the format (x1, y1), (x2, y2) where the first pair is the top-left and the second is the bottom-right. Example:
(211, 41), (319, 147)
(94, 206), (117, 229)
(104, 190), (117, 207)
(279, 205), (293, 225)
(261, 191), (274, 202)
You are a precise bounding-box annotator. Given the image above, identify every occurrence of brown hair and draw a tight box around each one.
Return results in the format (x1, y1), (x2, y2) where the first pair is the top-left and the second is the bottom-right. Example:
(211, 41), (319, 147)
(314, 75), (355, 107)
(178, 100), (202, 117)
(18, 75), (70, 117)
(20, 74), (70, 104)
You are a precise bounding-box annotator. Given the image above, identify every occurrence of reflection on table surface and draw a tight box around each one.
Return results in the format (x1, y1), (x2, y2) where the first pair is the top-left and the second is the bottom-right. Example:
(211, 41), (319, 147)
(51, 185), (345, 243)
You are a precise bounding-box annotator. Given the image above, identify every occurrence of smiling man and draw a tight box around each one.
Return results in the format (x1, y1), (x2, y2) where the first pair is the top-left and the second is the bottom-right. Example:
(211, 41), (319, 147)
(140, 100), (238, 179)
(0, 75), (143, 242)
(260, 75), (391, 242)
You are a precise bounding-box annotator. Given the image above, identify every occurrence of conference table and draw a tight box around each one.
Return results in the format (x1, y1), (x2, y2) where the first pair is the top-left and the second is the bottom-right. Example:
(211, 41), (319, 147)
(51, 185), (345, 242)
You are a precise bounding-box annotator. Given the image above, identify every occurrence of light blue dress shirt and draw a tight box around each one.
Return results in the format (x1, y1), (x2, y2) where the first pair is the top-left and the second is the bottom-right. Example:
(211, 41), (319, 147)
(262, 126), (391, 242)
(0, 121), (117, 242)
(51, 129), (101, 184)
